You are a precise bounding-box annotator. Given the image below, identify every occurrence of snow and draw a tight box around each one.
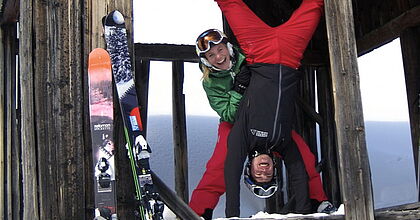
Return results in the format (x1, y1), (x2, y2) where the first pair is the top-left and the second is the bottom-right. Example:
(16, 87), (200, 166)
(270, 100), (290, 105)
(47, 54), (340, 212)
(163, 204), (345, 219)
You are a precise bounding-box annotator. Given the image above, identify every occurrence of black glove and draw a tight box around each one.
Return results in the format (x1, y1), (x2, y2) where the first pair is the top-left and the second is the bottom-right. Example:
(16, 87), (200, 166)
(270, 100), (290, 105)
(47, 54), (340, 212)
(233, 65), (251, 94)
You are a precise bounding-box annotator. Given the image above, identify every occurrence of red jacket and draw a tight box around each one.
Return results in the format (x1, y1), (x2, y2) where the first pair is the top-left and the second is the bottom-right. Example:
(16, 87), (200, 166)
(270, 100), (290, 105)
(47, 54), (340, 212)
(215, 0), (324, 69)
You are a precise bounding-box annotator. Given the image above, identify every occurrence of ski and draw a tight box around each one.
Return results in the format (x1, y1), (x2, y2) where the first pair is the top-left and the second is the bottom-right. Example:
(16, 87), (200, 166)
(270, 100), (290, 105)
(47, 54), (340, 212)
(88, 48), (118, 220)
(103, 10), (164, 220)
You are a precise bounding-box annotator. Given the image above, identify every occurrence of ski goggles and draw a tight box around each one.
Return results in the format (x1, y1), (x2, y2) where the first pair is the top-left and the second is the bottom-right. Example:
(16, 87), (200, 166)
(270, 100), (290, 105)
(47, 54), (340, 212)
(244, 176), (278, 199)
(196, 29), (226, 56)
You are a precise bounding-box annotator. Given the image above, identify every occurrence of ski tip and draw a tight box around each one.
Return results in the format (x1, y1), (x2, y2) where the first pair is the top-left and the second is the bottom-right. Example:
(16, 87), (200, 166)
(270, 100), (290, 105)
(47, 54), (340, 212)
(103, 10), (125, 28)
(88, 48), (111, 68)
(112, 11), (124, 25)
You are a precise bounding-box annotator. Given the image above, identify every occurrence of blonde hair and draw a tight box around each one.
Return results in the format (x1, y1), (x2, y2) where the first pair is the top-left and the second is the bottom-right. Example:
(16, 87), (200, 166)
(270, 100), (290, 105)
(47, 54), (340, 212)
(200, 64), (212, 82)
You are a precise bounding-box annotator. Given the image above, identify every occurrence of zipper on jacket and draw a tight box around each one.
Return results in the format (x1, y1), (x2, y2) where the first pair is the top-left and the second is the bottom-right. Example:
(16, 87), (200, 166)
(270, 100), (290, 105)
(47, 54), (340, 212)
(269, 65), (283, 150)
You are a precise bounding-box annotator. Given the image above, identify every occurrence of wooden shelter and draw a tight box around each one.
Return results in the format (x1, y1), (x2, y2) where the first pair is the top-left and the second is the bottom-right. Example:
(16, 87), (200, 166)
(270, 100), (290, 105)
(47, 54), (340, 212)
(0, 0), (419, 219)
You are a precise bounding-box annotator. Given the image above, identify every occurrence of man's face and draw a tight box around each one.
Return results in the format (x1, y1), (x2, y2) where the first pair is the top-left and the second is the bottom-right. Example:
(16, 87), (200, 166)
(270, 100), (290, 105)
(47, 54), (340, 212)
(204, 43), (231, 70)
(250, 154), (274, 183)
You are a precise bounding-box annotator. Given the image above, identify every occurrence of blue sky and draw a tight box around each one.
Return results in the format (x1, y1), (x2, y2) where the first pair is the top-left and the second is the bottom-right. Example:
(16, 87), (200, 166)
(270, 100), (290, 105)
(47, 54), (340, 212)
(134, 0), (410, 122)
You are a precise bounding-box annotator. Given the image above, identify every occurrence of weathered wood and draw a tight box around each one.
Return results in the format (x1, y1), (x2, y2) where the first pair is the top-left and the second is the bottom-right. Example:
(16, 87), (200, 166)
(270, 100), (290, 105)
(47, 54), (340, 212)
(134, 43), (327, 65)
(19, 1), (39, 219)
(135, 44), (199, 62)
(0, 0), (19, 25)
(376, 201), (420, 212)
(299, 67), (318, 156)
(0, 23), (19, 220)
(86, 0), (108, 50)
(4, 23), (20, 220)
(0, 2), (5, 217)
(357, 5), (420, 56)
(23, 0), (87, 219)
(172, 61), (189, 203)
(135, 59), (151, 134)
(3, 24), (15, 220)
(296, 96), (322, 125)
(86, 0), (133, 50)
(324, 0), (374, 219)
(316, 66), (341, 206)
(400, 26), (420, 195)
(375, 209), (420, 220)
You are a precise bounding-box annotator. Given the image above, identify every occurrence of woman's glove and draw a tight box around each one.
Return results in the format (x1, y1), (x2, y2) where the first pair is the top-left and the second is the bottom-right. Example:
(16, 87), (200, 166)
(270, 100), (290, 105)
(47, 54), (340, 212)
(233, 66), (251, 94)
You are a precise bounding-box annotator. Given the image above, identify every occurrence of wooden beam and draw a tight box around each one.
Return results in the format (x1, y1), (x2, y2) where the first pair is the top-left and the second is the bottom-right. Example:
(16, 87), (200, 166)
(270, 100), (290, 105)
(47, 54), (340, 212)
(324, 0), (375, 219)
(316, 66), (341, 206)
(172, 61), (189, 203)
(301, 50), (329, 66)
(4, 23), (19, 220)
(0, 0), (19, 25)
(135, 43), (198, 62)
(134, 43), (327, 65)
(296, 96), (323, 125)
(28, 0), (87, 218)
(375, 201), (420, 212)
(135, 59), (151, 134)
(151, 171), (201, 220)
(19, 1), (39, 219)
(0, 2), (5, 217)
(357, 5), (420, 56)
(400, 26), (420, 197)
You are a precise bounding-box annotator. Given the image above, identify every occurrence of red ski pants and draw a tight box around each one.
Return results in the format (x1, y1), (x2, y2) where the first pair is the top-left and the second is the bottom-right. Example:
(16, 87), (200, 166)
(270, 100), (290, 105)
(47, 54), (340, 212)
(189, 121), (327, 216)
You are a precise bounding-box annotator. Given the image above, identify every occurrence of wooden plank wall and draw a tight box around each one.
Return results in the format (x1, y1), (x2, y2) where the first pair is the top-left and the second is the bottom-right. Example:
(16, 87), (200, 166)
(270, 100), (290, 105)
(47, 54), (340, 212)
(1, 6), (20, 217)
(18, 0), (135, 219)
(6, 24), (19, 220)
(324, 0), (374, 219)
(0, 6), (4, 218)
(20, 0), (86, 219)
(353, 0), (406, 40)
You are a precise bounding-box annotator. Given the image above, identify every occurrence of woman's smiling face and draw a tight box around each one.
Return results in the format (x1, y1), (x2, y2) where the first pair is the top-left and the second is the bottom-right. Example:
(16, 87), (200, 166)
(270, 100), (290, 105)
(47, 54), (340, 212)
(204, 43), (231, 70)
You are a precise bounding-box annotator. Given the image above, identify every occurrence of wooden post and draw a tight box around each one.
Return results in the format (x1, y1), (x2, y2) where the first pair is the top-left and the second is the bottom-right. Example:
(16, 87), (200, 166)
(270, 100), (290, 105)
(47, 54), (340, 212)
(316, 66), (341, 205)
(300, 67), (318, 156)
(135, 59), (151, 134)
(19, 0), (89, 219)
(400, 26), (420, 197)
(4, 23), (19, 220)
(324, 0), (375, 219)
(19, 1), (39, 219)
(0, 2), (5, 217)
(172, 61), (189, 202)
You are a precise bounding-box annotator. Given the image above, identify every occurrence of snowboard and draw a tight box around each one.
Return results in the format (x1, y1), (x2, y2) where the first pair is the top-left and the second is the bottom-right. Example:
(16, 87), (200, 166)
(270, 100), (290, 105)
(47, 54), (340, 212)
(88, 48), (118, 220)
(103, 10), (164, 220)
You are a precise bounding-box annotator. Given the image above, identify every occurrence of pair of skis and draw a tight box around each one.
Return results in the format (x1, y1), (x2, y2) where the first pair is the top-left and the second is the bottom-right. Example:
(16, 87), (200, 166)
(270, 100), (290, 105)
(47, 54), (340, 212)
(88, 10), (164, 220)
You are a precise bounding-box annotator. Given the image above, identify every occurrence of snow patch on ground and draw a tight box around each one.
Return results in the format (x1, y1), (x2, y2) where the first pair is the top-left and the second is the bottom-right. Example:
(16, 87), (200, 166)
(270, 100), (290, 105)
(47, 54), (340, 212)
(213, 205), (345, 219)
